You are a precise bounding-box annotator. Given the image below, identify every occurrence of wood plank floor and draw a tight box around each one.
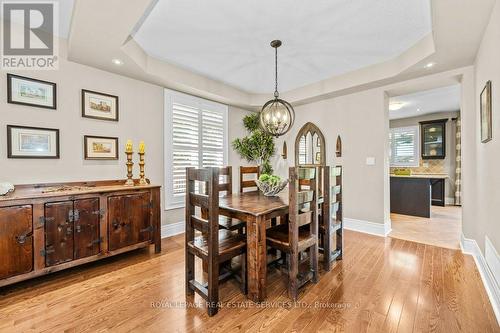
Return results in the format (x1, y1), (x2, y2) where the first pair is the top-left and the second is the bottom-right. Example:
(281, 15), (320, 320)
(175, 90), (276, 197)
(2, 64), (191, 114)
(390, 206), (462, 250)
(0, 230), (498, 333)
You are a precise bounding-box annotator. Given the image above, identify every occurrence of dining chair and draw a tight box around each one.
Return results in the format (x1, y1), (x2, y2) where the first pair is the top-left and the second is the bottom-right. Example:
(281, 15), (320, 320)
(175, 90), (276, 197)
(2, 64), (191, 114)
(266, 166), (319, 300)
(319, 165), (343, 271)
(185, 167), (247, 316)
(239, 166), (260, 192)
(218, 166), (245, 233)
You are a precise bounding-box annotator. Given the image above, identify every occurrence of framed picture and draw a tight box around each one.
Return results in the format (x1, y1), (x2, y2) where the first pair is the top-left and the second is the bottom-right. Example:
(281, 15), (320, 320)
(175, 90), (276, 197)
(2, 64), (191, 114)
(84, 135), (118, 160)
(82, 89), (119, 121)
(7, 125), (59, 158)
(480, 81), (492, 143)
(7, 74), (57, 109)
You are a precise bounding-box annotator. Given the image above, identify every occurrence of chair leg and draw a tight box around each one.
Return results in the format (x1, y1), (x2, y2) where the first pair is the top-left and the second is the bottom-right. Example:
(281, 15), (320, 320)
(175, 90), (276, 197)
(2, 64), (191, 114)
(287, 252), (299, 301)
(323, 231), (331, 272)
(207, 258), (219, 317)
(185, 249), (194, 296)
(241, 253), (247, 294)
(311, 244), (319, 284)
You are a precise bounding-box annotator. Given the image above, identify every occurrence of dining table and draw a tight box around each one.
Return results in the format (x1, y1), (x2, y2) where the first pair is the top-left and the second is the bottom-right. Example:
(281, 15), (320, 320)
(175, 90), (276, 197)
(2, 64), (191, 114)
(219, 191), (289, 302)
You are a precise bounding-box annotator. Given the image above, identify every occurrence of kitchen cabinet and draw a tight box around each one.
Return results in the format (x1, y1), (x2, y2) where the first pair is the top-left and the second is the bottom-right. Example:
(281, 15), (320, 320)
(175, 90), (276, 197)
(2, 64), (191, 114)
(420, 119), (447, 159)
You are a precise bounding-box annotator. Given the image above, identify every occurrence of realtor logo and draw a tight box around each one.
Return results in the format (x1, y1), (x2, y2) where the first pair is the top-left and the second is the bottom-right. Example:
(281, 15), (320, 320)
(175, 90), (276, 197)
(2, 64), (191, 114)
(1, 1), (59, 69)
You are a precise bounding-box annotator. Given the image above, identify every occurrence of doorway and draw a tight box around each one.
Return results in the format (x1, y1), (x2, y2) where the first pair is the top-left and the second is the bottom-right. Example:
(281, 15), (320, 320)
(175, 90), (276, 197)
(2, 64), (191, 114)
(386, 84), (462, 249)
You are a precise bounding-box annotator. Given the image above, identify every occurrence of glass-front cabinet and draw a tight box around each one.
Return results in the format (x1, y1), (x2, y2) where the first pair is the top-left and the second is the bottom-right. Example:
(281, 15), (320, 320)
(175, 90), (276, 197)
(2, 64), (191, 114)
(420, 119), (447, 159)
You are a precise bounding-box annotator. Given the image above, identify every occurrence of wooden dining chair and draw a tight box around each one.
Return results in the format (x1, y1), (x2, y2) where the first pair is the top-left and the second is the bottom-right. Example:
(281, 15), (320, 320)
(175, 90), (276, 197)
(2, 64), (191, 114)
(218, 166), (245, 233)
(266, 166), (319, 300)
(185, 167), (247, 316)
(319, 165), (343, 271)
(239, 166), (260, 192)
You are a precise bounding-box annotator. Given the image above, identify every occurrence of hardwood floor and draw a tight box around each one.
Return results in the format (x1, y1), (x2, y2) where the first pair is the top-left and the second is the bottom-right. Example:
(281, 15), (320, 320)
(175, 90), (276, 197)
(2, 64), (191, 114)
(0, 230), (498, 333)
(390, 205), (462, 250)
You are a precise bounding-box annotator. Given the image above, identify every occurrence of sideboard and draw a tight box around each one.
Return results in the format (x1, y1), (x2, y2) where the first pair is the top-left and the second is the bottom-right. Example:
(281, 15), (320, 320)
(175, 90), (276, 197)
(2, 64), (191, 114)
(0, 180), (161, 287)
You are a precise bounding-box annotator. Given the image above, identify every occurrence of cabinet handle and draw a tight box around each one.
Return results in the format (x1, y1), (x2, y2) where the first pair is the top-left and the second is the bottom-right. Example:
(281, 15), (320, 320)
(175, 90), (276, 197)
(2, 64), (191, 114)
(16, 231), (33, 245)
(112, 219), (120, 229)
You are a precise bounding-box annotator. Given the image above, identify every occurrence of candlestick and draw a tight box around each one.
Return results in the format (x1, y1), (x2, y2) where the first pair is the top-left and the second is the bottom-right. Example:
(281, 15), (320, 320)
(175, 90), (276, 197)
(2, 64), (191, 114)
(138, 150), (147, 186)
(124, 149), (134, 186)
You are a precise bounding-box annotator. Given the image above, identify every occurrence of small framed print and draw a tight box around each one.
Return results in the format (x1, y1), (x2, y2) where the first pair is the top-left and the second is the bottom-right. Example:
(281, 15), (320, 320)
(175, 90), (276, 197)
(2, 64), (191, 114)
(480, 80), (492, 143)
(82, 89), (119, 121)
(84, 135), (118, 160)
(7, 125), (60, 159)
(7, 74), (57, 109)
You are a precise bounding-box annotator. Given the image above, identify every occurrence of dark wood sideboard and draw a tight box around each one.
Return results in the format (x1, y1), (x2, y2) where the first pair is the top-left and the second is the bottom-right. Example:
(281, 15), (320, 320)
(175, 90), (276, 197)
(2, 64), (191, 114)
(0, 180), (161, 288)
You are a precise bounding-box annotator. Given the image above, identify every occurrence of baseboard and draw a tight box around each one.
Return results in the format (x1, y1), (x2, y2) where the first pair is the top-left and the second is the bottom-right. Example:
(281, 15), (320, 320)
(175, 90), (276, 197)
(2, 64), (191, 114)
(344, 218), (391, 237)
(161, 221), (185, 238)
(445, 197), (456, 205)
(460, 233), (500, 324)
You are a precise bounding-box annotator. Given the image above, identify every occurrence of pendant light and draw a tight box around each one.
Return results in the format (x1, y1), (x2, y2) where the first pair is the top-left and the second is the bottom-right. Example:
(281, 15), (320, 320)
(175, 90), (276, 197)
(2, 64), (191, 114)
(259, 40), (295, 137)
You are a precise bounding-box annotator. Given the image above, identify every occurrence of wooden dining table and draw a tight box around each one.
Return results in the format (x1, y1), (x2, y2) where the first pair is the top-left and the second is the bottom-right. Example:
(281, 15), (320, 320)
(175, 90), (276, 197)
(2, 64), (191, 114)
(219, 191), (289, 302)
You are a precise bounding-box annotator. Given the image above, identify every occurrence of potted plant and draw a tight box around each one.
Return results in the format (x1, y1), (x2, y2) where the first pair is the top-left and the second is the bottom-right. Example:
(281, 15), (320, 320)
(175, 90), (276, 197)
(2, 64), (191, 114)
(232, 113), (275, 174)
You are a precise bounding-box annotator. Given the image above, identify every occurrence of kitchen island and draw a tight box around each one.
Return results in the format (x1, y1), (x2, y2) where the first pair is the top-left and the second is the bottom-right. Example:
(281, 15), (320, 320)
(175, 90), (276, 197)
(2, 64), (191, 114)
(390, 174), (448, 218)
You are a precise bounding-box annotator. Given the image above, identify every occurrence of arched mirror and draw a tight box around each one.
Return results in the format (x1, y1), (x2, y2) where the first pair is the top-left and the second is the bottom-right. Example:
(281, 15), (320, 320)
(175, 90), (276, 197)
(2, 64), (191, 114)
(295, 122), (326, 166)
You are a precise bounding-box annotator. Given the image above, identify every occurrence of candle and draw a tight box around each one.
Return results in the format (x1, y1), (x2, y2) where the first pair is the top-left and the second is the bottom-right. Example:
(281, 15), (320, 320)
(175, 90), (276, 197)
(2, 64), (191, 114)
(139, 141), (145, 154)
(125, 139), (133, 153)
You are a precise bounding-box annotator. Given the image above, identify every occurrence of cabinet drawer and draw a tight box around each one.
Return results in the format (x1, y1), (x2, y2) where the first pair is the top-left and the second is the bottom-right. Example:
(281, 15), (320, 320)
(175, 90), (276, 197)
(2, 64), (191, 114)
(0, 205), (33, 279)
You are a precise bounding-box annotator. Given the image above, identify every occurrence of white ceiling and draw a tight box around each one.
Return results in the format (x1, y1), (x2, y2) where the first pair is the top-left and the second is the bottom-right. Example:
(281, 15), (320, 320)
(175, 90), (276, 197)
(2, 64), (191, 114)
(1, 0), (74, 38)
(133, 0), (432, 94)
(389, 85), (461, 120)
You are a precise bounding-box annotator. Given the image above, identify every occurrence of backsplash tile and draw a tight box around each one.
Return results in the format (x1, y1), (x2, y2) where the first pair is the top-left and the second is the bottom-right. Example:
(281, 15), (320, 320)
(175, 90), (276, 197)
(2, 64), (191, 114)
(390, 160), (445, 174)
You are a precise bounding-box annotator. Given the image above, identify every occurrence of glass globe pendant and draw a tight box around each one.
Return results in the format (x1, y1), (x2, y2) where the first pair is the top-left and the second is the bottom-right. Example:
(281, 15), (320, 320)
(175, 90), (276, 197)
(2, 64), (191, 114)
(260, 40), (295, 137)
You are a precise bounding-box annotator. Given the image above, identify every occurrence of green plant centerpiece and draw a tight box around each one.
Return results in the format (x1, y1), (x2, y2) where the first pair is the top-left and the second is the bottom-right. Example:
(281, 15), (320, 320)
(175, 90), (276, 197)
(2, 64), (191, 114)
(232, 113), (275, 174)
(255, 173), (288, 197)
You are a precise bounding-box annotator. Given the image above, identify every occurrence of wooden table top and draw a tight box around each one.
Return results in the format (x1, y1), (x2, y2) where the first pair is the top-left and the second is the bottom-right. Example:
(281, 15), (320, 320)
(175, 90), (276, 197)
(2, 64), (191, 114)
(0, 180), (161, 202)
(219, 191), (288, 217)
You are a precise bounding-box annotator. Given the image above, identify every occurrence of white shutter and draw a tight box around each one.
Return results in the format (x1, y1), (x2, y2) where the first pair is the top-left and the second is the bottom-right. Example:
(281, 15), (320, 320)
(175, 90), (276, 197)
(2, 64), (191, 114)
(165, 90), (228, 209)
(389, 126), (419, 167)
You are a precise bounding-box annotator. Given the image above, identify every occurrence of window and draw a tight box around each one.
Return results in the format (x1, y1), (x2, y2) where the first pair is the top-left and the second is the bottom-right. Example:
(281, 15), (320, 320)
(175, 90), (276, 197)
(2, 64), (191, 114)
(389, 126), (419, 167)
(164, 89), (228, 209)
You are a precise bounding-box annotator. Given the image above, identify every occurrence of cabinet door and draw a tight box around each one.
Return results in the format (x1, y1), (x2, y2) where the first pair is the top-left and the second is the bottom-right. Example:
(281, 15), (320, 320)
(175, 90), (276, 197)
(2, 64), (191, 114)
(0, 205), (33, 279)
(45, 201), (74, 266)
(108, 193), (151, 251)
(74, 198), (100, 260)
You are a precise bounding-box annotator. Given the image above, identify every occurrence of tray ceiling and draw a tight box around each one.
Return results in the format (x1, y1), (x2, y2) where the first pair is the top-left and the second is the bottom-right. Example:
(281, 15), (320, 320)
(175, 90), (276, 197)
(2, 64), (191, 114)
(389, 85), (461, 120)
(133, 0), (432, 94)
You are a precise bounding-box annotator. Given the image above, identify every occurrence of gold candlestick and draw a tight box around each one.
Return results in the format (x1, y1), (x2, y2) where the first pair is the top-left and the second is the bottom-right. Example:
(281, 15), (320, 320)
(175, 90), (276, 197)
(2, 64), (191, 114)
(124, 151), (134, 186)
(138, 152), (147, 185)
(124, 139), (134, 186)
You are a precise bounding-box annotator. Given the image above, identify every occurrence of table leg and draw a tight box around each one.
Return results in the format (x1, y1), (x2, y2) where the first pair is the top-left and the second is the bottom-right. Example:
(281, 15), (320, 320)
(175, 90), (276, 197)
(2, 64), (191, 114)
(246, 215), (267, 302)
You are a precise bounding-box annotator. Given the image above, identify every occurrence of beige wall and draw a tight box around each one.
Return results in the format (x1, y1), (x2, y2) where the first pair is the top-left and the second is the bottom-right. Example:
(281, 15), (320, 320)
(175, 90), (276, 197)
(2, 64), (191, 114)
(390, 111), (460, 200)
(464, 0), (500, 254)
(273, 89), (389, 226)
(0, 42), (252, 226)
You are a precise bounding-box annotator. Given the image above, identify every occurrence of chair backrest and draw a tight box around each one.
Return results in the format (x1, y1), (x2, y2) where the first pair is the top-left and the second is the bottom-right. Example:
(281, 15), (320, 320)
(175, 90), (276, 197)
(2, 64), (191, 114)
(288, 166), (319, 247)
(239, 166), (260, 193)
(321, 165), (342, 225)
(185, 167), (220, 254)
(218, 166), (232, 195)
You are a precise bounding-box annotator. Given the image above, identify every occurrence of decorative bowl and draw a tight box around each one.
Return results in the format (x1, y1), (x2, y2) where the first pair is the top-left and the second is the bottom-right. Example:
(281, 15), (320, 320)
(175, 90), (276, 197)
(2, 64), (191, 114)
(255, 179), (288, 197)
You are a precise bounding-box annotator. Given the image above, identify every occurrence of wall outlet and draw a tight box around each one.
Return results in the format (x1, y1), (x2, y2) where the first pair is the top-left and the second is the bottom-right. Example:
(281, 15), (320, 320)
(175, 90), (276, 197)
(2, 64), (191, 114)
(366, 157), (376, 166)
(422, 162), (429, 168)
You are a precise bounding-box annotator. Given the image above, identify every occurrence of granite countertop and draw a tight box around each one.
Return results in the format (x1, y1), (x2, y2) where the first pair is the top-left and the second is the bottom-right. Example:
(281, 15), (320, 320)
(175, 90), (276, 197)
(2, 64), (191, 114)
(390, 173), (449, 179)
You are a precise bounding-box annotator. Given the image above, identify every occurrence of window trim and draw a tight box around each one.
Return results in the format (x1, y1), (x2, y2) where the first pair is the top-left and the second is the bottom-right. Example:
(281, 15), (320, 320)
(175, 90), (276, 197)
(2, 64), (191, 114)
(389, 125), (420, 167)
(164, 89), (228, 210)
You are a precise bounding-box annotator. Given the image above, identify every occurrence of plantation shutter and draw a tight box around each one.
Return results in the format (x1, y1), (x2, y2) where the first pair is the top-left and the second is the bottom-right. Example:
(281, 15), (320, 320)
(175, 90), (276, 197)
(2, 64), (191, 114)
(165, 90), (228, 208)
(389, 126), (419, 167)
